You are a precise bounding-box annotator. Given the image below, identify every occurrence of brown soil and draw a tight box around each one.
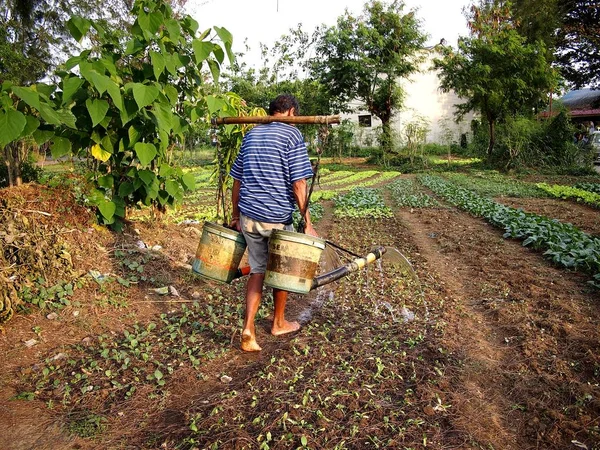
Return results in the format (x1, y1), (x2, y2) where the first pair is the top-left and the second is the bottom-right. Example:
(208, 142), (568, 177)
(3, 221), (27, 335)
(1, 176), (599, 450)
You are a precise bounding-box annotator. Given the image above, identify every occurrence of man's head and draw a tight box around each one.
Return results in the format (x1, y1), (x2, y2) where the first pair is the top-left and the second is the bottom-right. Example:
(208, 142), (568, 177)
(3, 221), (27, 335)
(269, 94), (300, 116)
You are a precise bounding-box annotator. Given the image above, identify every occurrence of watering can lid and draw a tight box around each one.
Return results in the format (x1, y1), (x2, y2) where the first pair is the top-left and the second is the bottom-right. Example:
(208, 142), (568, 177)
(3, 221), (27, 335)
(270, 229), (326, 249)
(203, 221), (247, 243)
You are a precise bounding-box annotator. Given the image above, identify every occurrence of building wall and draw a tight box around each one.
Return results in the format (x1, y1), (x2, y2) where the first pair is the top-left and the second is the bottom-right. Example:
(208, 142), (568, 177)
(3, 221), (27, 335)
(341, 52), (476, 147)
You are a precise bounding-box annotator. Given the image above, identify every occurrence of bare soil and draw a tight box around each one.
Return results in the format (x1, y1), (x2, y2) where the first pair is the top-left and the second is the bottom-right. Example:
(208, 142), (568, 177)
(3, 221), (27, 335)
(1, 175), (599, 450)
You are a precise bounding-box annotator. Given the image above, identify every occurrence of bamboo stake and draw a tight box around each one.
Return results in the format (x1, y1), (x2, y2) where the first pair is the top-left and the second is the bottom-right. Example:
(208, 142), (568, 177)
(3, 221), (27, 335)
(213, 115), (340, 125)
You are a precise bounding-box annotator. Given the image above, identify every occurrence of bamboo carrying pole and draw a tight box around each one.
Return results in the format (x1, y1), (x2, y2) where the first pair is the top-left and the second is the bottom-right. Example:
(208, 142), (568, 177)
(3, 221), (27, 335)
(213, 115), (340, 125)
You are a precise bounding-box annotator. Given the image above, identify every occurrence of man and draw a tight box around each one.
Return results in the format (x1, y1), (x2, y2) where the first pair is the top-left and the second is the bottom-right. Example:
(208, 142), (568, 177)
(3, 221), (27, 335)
(229, 94), (318, 352)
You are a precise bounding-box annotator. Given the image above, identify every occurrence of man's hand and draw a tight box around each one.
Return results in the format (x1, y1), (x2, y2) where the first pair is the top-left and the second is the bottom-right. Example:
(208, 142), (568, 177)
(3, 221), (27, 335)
(303, 223), (318, 237)
(230, 217), (241, 232)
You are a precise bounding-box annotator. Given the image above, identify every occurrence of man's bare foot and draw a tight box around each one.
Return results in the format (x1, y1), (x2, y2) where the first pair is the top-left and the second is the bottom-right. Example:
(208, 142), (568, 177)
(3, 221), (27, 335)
(271, 320), (300, 336)
(241, 330), (261, 352)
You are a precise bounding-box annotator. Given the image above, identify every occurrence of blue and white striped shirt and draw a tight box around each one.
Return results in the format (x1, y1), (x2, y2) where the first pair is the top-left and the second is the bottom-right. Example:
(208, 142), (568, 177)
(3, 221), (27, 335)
(230, 122), (313, 224)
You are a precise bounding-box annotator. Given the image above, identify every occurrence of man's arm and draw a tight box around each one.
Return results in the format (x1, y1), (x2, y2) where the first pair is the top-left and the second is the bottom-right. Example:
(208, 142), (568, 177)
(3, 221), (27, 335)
(292, 178), (318, 236)
(230, 179), (241, 231)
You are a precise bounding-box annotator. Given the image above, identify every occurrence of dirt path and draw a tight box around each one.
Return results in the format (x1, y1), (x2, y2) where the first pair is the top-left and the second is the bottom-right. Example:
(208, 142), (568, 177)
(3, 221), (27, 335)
(394, 200), (600, 449)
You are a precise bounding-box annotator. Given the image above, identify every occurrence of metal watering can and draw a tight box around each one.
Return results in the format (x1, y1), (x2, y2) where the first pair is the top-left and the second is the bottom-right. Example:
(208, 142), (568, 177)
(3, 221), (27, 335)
(192, 222), (387, 293)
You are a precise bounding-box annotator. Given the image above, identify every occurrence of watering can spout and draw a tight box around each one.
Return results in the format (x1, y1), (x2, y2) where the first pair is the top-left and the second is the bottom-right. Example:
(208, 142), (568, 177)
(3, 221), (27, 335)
(310, 246), (387, 290)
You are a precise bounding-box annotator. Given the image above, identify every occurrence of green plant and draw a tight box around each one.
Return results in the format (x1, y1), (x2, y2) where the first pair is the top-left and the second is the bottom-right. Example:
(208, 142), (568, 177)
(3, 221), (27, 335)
(574, 183), (600, 195)
(334, 188), (393, 219)
(387, 178), (440, 208)
(1, 0), (240, 230)
(536, 182), (600, 208)
(419, 174), (600, 284)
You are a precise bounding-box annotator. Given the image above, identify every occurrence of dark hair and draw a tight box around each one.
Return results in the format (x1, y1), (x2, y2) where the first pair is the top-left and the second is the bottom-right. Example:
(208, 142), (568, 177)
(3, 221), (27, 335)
(269, 94), (300, 115)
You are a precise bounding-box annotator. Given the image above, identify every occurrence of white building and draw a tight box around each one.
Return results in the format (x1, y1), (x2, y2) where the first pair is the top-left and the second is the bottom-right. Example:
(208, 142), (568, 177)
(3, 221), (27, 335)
(342, 51), (476, 147)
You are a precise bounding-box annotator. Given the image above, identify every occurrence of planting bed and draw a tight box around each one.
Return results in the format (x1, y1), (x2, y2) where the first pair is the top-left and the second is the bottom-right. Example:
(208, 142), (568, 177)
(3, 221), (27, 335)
(1, 164), (599, 450)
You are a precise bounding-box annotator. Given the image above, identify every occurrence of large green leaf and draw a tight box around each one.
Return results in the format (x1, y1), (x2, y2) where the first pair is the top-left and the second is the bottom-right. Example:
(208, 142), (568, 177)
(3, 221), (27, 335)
(150, 51), (166, 81)
(118, 181), (135, 197)
(137, 169), (156, 186)
(206, 95), (226, 115)
(165, 179), (182, 200)
(182, 16), (199, 35)
(135, 142), (157, 167)
(12, 86), (41, 110)
(34, 83), (56, 100)
(214, 26), (233, 46)
(182, 173), (196, 191)
(120, 98), (138, 125)
(125, 38), (145, 56)
(164, 53), (177, 75)
(151, 103), (173, 134)
(38, 103), (61, 125)
(128, 125), (142, 146)
(132, 83), (159, 110)
(101, 135), (114, 154)
(212, 44), (225, 64)
(21, 116), (40, 137)
(207, 60), (221, 83)
(192, 40), (213, 64)
(99, 55), (117, 77)
(50, 136), (72, 158)
(67, 16), (92, 42)
(165, 18), (181, 41)
(33, 129), (54, 145)
(98, 174), (114, 189)
(56, 109), (78, 129)
(89, 71), (111, 96)
(62, 77), (85, 106)
(64, 55), (83, 70)
(106, 80), (123, 112)
(98, 200), (116, 220)
(164, 85), (178, 106)
(0, 109), (27, 146)
(86, 98), (110, 127)
(138, 10), (163, 36)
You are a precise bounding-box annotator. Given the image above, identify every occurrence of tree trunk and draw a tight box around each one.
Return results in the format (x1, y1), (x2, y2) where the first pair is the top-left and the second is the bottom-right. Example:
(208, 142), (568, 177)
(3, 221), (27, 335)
(381, 120), (393, 159)
(3, 142), (20, 187)
(487, 119), (496, 157)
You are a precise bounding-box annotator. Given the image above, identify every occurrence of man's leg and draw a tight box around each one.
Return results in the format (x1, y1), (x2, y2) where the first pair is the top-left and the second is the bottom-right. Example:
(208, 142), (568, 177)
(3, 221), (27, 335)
(271, 288), (300, 336)
(241, 273), (264, 352)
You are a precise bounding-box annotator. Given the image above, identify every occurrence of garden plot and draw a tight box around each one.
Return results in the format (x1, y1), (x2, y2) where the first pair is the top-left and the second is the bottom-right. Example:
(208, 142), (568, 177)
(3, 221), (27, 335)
(1, 165), (600, 450)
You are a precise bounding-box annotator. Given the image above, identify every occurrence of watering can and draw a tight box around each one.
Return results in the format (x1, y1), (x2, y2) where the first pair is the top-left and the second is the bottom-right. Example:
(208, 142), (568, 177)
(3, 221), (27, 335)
(192, 222), (387, 293)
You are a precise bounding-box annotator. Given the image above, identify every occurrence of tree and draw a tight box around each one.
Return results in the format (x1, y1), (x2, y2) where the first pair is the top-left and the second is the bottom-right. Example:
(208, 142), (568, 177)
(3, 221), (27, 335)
(1, 0), (236, 229)
(0, 0), (189, 85)
(511, 0), (600, 89)
(308, 0), (427, 155)
(555, 0), (600, 88)
(433, 1), (558, 156)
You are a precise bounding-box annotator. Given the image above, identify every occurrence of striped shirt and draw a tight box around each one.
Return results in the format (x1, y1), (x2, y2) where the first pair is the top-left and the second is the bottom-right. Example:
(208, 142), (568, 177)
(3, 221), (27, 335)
(230, 122), (313, 224)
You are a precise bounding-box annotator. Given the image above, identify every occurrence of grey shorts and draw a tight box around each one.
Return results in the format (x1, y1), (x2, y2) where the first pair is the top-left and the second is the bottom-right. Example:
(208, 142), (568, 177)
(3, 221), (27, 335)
(240, 214), (294, 274)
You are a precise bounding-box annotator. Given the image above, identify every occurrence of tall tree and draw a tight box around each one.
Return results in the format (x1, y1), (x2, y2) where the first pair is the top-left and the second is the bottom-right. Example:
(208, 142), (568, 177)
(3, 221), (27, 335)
(555, 0), (600, 88)
(308, 0), (427, 155)
(433, 1), (558, 156)
(512, 0), (599, 89)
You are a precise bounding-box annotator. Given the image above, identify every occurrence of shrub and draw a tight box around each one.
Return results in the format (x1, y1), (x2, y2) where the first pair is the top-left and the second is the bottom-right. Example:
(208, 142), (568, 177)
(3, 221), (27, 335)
(0, 158), (43, 188)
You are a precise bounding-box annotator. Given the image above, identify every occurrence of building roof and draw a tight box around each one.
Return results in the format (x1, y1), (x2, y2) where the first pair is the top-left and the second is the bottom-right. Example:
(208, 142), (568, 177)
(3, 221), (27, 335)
(559, 89), (600, 113)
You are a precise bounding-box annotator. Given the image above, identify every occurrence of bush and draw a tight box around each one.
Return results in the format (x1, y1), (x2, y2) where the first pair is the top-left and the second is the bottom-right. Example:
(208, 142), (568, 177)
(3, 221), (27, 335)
(0, 158), (43, 188)
(469, 111), (589, 171)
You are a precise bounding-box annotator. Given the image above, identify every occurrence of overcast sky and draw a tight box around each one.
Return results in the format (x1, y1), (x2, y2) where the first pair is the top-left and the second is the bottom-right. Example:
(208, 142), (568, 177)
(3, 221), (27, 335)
(185, 0), (472, 68)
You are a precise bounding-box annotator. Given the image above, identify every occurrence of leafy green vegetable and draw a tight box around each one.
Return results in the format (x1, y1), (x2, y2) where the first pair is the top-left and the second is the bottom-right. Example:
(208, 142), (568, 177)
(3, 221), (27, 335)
(419, 175), (600, 285)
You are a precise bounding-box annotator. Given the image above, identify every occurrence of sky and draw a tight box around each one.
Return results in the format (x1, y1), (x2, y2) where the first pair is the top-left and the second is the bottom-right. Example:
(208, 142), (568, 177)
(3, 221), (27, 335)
(184, 0), (472, 69)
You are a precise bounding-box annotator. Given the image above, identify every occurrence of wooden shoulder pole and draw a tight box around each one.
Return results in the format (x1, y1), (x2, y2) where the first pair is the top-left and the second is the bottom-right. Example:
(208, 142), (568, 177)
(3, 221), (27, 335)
(213, 115), (340, 125)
